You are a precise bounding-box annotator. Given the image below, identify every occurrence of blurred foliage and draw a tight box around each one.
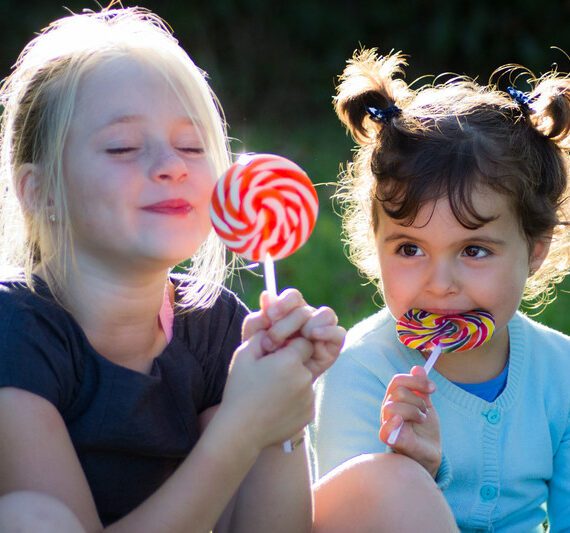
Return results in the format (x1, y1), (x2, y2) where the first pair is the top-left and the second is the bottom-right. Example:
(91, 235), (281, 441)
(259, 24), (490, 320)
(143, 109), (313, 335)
(1, 0), (568, 332)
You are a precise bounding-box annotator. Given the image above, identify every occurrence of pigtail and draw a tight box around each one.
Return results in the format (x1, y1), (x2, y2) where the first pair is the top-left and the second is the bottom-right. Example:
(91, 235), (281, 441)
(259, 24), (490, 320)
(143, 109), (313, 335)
(530, 77), (570, 148)
(334, 49), (411, 145)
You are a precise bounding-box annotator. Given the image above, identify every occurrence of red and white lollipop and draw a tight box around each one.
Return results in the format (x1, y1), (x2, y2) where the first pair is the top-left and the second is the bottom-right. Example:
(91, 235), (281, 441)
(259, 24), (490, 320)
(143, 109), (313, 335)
(210, 153), (319, 452)
(387, 308), (495, 445)
(210, 153), (318, 296)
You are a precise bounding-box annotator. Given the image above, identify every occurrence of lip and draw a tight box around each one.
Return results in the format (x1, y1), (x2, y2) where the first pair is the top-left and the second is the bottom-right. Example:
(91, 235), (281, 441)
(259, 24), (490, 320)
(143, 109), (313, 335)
(423, 308), (468, 316)
(141, 198), (193, 216)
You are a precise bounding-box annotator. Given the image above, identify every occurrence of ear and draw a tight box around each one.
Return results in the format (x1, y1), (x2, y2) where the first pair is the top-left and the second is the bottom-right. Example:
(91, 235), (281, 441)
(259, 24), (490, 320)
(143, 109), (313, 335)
(15, 163), (44, 215)
(529, 232), (552, 276)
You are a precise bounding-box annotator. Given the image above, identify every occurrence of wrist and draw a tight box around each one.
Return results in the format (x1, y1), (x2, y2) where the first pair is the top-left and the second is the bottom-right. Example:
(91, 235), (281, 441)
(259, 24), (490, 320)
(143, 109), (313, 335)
(424, 449), (442, 479)
(211, 403), (264, 459)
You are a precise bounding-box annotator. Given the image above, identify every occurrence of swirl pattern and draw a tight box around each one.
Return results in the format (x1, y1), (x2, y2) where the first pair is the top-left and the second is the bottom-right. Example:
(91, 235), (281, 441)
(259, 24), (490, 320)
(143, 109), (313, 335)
(210, 153), (318, 261)
(396, 309), (495, 354)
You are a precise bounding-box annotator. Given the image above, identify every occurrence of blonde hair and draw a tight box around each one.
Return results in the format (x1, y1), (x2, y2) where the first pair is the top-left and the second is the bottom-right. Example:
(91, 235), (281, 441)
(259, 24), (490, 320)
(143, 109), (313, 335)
(0, 6), (231, 309)
(335, 49), (570, 305)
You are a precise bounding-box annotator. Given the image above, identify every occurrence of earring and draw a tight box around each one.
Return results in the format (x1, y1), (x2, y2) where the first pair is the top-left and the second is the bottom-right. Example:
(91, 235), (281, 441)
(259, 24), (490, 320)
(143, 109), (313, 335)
(48, 213), (56, 223)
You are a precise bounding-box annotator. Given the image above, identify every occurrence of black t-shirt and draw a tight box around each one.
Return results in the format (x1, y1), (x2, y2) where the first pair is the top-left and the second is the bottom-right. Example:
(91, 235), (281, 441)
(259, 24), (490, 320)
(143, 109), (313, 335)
(0, 274), (248, 525)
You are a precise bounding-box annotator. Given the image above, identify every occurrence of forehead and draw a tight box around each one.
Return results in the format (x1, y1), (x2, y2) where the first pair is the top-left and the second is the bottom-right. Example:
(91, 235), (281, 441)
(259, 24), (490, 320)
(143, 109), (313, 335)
(72, 56), (195, 127)
(378, 187), (518, 232)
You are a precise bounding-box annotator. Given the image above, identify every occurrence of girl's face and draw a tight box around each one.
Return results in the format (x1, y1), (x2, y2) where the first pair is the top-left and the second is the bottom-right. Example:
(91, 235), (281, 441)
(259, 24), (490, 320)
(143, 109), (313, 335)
(62, 56), (215, 271)
(375, 187), (548, 344)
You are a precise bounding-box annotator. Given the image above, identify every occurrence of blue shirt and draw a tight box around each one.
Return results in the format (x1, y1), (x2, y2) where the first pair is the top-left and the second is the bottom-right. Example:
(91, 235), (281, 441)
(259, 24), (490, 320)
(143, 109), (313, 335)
(452, 362), (509, 402)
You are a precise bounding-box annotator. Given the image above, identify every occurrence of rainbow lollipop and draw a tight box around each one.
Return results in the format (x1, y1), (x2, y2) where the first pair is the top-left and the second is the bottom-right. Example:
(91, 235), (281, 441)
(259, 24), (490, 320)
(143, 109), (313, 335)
(387, 308), (495, 445)
(210, 153), (319, 452)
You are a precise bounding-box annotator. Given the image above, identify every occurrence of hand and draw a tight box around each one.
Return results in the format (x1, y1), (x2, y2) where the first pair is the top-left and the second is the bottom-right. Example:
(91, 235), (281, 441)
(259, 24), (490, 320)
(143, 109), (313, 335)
(222, 330), (315, 451)
(379, 366), (442, 478)
(299, 304), (346, 381)
(242, 289), (346, 381)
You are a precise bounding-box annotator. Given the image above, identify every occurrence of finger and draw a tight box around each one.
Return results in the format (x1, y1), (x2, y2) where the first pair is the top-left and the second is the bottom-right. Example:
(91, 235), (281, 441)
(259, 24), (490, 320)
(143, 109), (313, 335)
(379, 414), (404, 445)
(300, 307), (338, 337)
(304, 342), (335, 380)
(242, 310), (271, 341)
(383, 385), (429, 414)
(262, 306), (314, 352)
(381, 398), (428, 425)
(385, 373), (435, 397)
(232, 331), (266, 367)
(275, 336), (313, 364)
(262, 288), (307, 322)
(306, 324), (346, 346)
(410, 365), (436, 406)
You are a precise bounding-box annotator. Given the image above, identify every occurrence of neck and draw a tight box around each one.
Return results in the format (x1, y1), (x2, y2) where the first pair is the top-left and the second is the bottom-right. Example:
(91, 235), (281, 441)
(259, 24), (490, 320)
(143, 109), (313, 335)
(44, 256), (173, 373)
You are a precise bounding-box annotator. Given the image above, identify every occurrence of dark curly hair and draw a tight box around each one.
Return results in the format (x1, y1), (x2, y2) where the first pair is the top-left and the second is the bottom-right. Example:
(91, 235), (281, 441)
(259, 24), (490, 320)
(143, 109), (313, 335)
(334, 49), (570, 303)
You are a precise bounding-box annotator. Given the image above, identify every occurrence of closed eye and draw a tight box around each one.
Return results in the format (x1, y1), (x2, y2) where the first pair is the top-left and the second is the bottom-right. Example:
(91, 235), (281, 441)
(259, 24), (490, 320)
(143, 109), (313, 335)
(106, 147), (138, 154)
(177, 147), (205, 155)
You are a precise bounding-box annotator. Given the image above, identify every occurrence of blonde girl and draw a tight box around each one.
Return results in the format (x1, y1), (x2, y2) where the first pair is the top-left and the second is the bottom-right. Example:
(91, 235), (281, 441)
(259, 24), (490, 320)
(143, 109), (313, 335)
(0, 6), (345, 532)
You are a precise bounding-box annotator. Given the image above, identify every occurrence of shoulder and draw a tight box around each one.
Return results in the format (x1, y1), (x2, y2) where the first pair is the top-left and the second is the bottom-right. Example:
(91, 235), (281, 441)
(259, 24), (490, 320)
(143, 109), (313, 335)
(0, 274), (85, 410)
(510, 311), (570, 401)
(344, 307), (397, 350)
(0, 274), (73, 336)
(512, 311), (570, 361)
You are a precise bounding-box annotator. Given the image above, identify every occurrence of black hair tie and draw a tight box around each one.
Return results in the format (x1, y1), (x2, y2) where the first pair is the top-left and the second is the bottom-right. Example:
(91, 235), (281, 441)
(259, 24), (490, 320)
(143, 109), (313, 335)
(366, 104), (401, 124)
(506, 86), (534, 113)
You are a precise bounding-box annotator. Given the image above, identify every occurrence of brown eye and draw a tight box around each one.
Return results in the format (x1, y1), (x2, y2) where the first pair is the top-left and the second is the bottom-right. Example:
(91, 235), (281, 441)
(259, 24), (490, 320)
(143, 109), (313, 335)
(463, 246), (490, 258)
(398, 243), (423, 257)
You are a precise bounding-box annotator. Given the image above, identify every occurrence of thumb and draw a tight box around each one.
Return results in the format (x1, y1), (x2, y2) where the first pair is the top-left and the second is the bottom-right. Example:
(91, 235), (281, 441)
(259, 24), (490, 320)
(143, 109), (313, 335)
(259, 290), (278, 315)
(234, 331), (266, 363)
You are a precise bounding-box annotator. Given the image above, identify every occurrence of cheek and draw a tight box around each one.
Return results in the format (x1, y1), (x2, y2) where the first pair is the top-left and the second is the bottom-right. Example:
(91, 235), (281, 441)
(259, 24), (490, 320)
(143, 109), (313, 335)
(470, 264), (527, 324)
(378, 261), (416, 316)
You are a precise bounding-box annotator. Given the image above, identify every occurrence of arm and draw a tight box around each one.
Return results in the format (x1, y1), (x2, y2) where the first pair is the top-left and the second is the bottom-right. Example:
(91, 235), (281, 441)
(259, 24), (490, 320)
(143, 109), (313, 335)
(548, 410), (570, 532)
(205, 407), (312, 533)
(213, 289), (344, 533)
(0, 331), (315, 533)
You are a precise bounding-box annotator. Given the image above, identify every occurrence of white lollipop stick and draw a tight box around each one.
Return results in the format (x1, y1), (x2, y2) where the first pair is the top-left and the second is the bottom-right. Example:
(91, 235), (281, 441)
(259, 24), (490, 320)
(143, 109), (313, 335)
(263, 253), (294, 453)
(387, 344), (442, 446)
(264, 253), (277, 298)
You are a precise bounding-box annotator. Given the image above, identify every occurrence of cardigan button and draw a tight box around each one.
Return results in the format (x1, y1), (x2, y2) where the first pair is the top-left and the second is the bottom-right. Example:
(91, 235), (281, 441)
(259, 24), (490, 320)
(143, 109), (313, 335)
(480, 485), (498, 500)
(485, 408), (501, 424)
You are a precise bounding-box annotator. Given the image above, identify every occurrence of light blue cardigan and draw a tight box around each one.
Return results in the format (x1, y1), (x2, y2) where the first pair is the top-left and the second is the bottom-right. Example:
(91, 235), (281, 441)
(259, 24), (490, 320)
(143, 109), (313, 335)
(311, 309), (570, 532)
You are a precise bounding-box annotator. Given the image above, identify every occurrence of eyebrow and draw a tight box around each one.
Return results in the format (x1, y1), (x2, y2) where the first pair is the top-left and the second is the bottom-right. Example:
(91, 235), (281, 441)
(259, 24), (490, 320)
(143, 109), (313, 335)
(383, 232), (507, 247)
(102, 114), (196, 128)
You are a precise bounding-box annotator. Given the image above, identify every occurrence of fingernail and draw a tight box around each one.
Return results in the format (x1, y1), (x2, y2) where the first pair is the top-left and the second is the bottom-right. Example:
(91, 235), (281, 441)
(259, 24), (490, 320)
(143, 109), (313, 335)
(262, 336), (275, 352)
(266, 306), (279, 321)
(312, 326), (324, 338)
(428, 381), (436, 392)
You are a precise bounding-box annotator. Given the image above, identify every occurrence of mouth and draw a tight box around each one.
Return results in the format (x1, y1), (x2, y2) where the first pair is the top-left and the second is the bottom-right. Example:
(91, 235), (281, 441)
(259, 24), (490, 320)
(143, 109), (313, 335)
(141, 198), (193, 216)
(423, 308), (470, 316)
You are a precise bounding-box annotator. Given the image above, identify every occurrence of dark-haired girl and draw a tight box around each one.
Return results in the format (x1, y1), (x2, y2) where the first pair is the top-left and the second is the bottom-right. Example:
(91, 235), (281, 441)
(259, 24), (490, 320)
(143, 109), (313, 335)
(312, 49), (570, 532)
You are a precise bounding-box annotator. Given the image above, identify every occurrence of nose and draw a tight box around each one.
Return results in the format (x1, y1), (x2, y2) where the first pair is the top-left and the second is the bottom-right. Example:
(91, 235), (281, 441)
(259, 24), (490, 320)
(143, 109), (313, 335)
(150, 148), (188, 183)
(425, 259), (459, 296)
